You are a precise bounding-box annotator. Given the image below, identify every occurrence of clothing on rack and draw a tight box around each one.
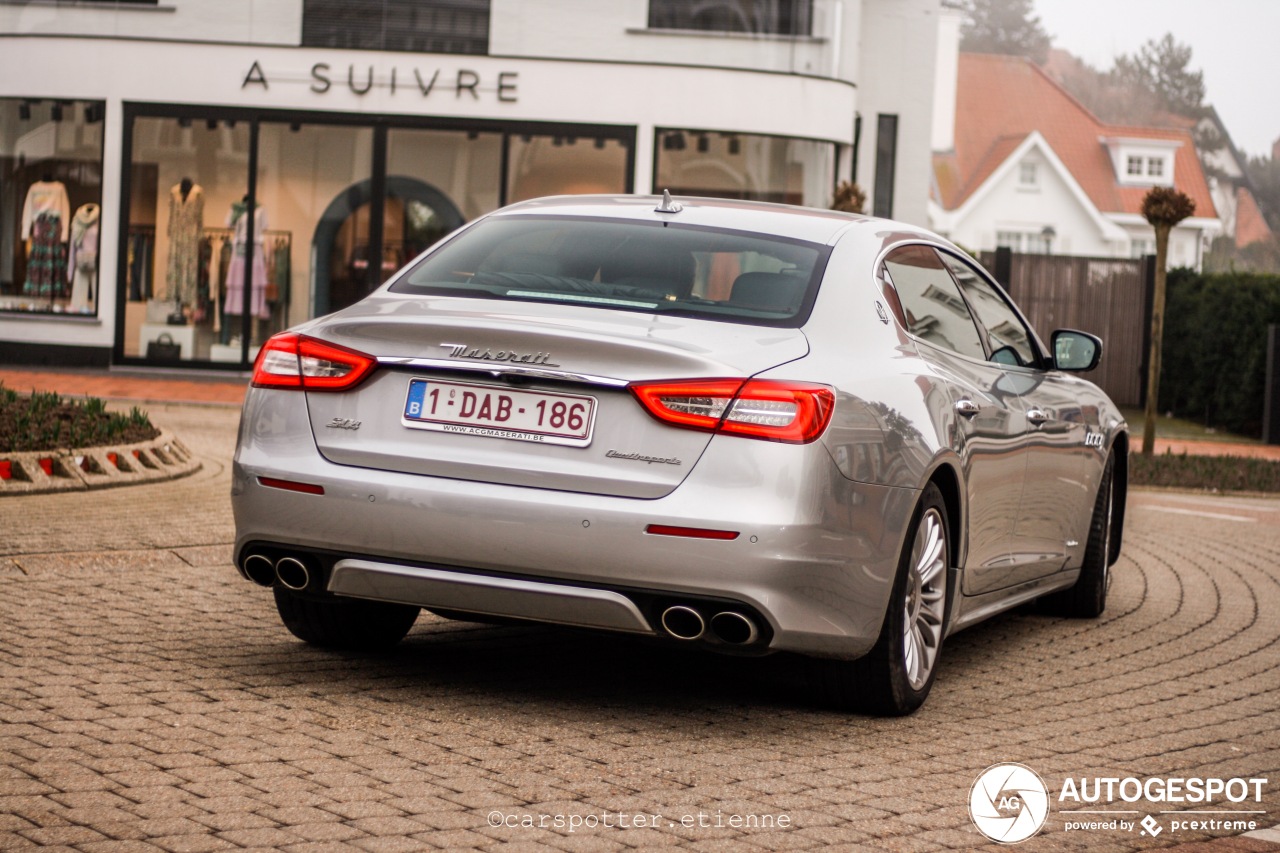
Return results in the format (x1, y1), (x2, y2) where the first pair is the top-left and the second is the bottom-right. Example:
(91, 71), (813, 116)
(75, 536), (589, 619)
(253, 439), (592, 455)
(127, 228), (154, 302)
(67, 203), (100, 312)
(166, 182), (204, 309)
(223, 201), (270, 320)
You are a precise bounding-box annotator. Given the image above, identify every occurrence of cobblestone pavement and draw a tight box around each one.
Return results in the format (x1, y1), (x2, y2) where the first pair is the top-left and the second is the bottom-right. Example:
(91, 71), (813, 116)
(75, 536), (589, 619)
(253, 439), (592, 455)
(2, 401), (1279, 852)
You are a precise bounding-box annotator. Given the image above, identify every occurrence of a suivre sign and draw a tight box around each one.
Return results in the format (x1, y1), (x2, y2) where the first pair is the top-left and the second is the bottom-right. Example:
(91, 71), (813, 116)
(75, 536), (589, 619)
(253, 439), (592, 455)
(241, 61), (518, 102)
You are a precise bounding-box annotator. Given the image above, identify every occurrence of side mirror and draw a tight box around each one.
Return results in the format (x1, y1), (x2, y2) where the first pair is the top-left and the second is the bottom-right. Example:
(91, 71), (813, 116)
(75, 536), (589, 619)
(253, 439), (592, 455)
(1051, 329), (1102, 372)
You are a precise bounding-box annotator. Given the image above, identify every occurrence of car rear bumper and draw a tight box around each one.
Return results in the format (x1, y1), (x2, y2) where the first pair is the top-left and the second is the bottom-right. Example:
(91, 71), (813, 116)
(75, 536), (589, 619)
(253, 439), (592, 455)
(232, 405), (919, 660)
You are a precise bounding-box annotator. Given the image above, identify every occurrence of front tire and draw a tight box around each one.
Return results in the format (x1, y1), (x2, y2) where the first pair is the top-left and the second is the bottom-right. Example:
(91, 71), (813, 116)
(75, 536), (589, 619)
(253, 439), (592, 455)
(1041, 452), (1114, 618)
(813, 483), (951, 715)
(274, 588), (420, 651)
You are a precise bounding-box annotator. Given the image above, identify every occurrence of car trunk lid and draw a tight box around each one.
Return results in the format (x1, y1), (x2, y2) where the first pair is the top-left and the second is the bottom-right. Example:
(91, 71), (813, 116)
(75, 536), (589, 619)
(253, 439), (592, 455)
(302, 297), (809, 498)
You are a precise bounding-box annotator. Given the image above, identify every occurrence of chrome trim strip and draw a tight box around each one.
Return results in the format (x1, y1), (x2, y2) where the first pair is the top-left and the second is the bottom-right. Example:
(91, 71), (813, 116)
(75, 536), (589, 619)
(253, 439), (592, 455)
(375, 357), (630, 388)
(329, 558), (655, 634)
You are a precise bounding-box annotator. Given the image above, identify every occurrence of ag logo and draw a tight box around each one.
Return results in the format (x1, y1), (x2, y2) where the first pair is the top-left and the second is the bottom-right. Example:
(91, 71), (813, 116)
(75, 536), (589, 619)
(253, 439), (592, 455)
(969, 763), (1050, 844)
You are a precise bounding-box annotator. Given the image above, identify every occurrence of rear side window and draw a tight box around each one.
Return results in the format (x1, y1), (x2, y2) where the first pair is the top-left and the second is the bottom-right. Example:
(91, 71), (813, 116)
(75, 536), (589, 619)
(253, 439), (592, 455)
(938, 253), (1039, 367)
(389, 216), (828, 326)
(881, 245), (986, 361)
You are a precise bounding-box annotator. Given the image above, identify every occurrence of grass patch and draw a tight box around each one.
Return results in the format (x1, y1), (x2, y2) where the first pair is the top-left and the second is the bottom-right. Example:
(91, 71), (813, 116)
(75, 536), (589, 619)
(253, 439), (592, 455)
(0, 383), (159, 453)
(1130, 451), (1280, 493)
(1119, 407), (1261, 444)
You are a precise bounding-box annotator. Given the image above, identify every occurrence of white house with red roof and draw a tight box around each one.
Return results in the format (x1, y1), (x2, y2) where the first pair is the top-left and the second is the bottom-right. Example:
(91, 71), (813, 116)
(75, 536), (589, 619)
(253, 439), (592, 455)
(930, 53), (1221, 268)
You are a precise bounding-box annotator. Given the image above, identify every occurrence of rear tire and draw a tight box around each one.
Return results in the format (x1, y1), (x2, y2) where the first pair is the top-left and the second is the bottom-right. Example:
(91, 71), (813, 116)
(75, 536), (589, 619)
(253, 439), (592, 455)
(273, 588), (420, 651)
(1041, 452), (1114, 618)
(812, 483), (950, 715)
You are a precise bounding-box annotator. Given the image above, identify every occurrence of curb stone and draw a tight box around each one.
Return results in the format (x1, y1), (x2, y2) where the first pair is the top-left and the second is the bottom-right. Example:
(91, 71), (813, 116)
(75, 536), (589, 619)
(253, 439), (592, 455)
(0, 429), (201, 495)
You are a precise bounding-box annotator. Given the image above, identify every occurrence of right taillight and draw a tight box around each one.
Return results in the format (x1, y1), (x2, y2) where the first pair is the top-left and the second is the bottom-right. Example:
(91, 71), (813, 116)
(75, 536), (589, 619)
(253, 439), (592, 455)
(630, 378), (834, 444)
(251, 333), (377, 391)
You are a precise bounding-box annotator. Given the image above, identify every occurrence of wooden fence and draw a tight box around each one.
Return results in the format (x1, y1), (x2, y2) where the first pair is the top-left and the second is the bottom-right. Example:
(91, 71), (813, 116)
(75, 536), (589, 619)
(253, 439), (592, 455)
(980, 249), (1154, 407)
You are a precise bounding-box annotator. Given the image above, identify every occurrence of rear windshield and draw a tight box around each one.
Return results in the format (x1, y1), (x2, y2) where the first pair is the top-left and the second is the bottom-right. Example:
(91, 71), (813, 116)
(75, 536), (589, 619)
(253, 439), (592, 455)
(388, 216), (828, 327)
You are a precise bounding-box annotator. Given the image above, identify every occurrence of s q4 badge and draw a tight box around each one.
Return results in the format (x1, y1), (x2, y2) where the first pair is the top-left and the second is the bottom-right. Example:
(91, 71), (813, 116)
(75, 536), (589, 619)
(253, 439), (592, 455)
(1084, 431), (1104, 449)
(326, 417), (362, 430)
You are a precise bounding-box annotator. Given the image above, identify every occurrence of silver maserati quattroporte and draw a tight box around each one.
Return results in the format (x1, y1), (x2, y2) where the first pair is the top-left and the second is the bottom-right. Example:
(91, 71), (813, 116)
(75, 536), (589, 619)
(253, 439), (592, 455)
(231, 194), (1127, 715)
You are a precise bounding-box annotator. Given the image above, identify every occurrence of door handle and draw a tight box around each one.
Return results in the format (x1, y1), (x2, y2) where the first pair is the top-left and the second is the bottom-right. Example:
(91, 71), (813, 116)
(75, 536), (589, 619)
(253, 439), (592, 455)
(1026, 408), (1049, 426)
(955, 399), (980, 418)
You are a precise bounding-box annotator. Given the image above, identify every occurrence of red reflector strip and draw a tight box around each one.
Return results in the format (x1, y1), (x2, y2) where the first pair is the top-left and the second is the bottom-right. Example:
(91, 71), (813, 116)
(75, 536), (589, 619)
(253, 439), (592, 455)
(258, 476), (325, 495)
(644, 524), (739, 540)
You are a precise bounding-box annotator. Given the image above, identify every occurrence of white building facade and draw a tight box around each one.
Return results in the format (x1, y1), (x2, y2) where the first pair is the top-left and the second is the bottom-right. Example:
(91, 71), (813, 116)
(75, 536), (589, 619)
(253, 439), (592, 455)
(930, 53), (1220, 270)
(0, 0), (946, 369)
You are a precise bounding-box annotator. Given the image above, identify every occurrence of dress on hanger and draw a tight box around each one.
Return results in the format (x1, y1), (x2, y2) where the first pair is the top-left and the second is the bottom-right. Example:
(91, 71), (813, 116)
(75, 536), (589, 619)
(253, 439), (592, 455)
(21, 180), (71, 299)
(223, 201), (270, 320)
(67, 203), (100, 312)
(166, 183), (204, 308)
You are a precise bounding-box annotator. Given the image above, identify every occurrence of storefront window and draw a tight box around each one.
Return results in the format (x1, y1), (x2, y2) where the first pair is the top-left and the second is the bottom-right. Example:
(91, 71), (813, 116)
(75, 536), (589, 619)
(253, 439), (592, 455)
(125, 115), (250, 362)
(119, 111), (635, 366)
(257, 121), (376, 330)
(386, 126), (500, 266)
(0, 98), (105, 316)
(507, 133), (630, 203)
(654, 129), (834, 207)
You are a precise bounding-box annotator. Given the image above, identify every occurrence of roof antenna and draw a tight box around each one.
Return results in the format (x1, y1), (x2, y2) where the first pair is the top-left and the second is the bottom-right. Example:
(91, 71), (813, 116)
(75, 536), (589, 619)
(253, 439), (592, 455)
(655, 189), (683, 214)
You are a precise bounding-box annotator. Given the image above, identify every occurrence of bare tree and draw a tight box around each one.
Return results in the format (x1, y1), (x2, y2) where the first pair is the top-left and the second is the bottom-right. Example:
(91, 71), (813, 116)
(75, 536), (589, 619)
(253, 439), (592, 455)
(1141, 187), (1196, 456)
(830, 181), (867, 214)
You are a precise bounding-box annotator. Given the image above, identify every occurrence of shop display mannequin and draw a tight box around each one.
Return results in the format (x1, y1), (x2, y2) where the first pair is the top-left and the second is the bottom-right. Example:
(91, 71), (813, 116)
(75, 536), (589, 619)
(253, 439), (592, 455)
(21, 174), (71, 299)
(223, 196), (270, 328)
(166, 177), (204, 317)
(67, 203), (100, 313)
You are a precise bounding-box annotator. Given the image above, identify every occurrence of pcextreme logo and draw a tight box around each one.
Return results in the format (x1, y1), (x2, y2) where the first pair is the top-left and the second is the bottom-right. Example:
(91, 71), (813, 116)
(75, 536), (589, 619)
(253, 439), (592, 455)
(969, 763), (1051, 844)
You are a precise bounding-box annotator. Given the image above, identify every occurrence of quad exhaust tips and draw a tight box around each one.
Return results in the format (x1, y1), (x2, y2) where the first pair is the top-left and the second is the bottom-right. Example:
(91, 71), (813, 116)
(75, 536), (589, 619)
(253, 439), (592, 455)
(241, 552), (312, 591)
(660, 605), (760, 646)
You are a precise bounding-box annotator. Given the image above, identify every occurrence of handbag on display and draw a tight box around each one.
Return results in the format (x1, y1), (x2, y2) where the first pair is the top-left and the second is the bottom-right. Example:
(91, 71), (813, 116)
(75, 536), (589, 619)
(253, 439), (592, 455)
(146, 333), (181, 361)
(166, 310), (187, 325)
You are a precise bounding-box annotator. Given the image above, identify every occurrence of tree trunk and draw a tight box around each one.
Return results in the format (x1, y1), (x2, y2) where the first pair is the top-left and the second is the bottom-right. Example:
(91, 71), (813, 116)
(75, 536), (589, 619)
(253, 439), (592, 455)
(1141, 224), (1172, 456)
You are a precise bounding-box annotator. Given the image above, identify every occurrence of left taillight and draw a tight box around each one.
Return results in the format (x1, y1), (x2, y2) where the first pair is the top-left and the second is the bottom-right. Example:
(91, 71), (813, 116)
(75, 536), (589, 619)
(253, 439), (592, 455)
(251, 333), (377, 391)
(630, 378), (835, 444)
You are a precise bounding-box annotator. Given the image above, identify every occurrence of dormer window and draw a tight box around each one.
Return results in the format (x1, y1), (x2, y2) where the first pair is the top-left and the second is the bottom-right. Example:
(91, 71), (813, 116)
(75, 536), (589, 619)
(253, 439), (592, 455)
(1104, 136), (1179, 188)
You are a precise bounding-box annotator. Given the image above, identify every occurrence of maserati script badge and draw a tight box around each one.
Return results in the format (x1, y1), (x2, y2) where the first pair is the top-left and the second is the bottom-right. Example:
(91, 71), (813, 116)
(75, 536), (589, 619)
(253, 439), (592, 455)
(441, 342), (560, 367)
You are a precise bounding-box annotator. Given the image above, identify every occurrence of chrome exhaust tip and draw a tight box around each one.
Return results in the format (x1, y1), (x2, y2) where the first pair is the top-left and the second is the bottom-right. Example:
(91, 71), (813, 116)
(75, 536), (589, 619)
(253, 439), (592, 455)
(710, 611), (759, 645)
(274, 556), (311, 591)
(242, 553), (277, 587)
(660, 605), (706, 641)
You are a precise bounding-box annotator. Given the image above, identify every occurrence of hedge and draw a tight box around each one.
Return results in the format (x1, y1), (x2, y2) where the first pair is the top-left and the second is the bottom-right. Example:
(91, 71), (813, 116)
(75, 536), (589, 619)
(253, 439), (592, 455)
(1159, 269), (1280, 437)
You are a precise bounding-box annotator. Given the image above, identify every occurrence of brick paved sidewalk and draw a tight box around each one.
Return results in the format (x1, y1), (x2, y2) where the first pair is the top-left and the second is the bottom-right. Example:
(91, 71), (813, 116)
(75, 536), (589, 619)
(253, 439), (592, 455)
(0, 367), (247, 407)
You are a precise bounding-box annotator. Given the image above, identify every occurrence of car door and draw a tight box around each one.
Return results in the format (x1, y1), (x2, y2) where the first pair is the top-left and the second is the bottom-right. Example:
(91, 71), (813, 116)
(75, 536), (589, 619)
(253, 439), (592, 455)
(938, 251), (1090, 579)
(881, 246), (1030, 586)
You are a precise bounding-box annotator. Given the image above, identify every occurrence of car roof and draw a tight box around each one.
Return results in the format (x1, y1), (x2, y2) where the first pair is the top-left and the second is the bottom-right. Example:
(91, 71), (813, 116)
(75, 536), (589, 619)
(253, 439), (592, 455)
(490, 194), (937, 247)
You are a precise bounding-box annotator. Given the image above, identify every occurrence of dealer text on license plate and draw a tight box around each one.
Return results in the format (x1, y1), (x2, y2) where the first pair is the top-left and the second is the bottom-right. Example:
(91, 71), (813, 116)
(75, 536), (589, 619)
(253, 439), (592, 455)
(402, 378), (596, 447)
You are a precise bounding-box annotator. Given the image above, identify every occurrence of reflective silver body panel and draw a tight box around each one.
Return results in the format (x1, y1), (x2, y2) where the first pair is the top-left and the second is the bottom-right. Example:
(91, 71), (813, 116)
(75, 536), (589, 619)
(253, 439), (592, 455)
(232, 195), (1127, 659)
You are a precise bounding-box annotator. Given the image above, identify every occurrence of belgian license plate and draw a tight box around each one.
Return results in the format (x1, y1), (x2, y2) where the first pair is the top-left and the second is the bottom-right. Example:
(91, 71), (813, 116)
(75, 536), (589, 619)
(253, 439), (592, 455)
(402, 378), (597, 447)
